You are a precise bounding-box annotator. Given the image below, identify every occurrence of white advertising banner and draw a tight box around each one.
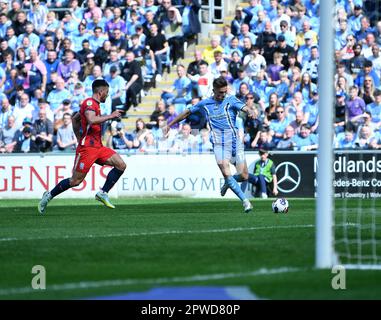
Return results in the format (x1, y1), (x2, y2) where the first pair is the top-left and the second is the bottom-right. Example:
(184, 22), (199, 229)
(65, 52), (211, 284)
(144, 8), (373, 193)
(0, 153), (260, 199)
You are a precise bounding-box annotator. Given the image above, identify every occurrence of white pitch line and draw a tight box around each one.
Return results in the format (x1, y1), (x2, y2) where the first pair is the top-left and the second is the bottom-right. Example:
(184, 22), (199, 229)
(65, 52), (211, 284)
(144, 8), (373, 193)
(0, 224), (316, 242)
(0, 266), (303, 296)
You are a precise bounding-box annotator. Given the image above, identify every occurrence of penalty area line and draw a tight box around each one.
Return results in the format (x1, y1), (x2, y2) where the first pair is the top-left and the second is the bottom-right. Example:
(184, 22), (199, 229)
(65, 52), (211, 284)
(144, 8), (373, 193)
(0, 266), (304, 296)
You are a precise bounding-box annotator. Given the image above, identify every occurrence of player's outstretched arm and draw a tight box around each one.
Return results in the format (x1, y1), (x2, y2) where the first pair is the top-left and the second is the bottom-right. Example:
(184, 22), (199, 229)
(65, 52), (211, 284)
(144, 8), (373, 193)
(72, 112), (82, 141)
(164, 109), (191, 135)
(85, 109), (122, 125)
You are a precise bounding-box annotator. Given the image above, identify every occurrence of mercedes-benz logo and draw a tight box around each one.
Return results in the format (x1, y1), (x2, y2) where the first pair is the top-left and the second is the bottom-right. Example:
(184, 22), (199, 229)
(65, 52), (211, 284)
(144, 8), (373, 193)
(275, 162), (301, 193)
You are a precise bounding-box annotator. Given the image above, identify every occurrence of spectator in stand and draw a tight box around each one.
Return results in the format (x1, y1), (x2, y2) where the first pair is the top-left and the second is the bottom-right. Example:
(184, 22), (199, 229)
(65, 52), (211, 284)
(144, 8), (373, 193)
(349, 42), (367, 75)
(269, 105), (291, 145)
(4, 26), (17, 52)
(184, 97), (208, 130)
(366, 90), (381, 127)
(142, 10), (160, 37)
(103, 50), (124, 77)
(13, 93), (35, 129)
(165, 104), (179, 130)
(220, 24), (234, 48)
(55, 112), (77, 152)
(353, 124), (376, 149)
(162, 6), (183, 65)
(251, 128), (275, 150)
(187, 50), (207, 76)
(334, 91), (347, 134)
(335, 129), (356, 149)
(121, 51), (143, 113)
(262, 35), (278, 66)
(195, 128), (213, 153)
(33, 108), (54, 152)
(360, 75), (376, 105)
(105, 7), (127, 37)
(266, 51), (284, 86)
(276, 125), (296, 150)
(295, 20), (318, 49)
(304, 89), (319, 133)
(61, 10), (79, 38)
(202, 35), (224, 65)
(16, 22), (40, 50)
(223, 37), (243, 62)
(89, 26), (107, 53)
(297, 72), (318, 103)
(109, 121), (138, 151)
(57, 49), (80, 83)
(148, 99), (168, 128)
(47, 77), (70, 111)
(170, 123), (196, 153)
(161, 64), (192, 109)
(243, 45), (266, 78)
(210, 50), (228, 79)
(70, 23), (90, 53)
(256, 20), (276, 49)
(291, 123), (318, 151)
(13, 125), (38, 153)
(277, 19), (295, 48)
(0, 115), (20, 153)
(111, 28), (128, 59)
(182, 0), (202, 43)
(231, 5), (252, 37)
(12, 11), (28, 36)
(94, 40), (112, 67)
(187, 61), (213, 99)
(131, 118), (148, 147)
(105, 65), (127, 112)
(354, 59), (381, 88)
(146, 23), (168, 82)
(346, 85), (367, 129)
(238, 23), (257, 47)
(0, 97), (13, 129)
(228, 51), (244, 80)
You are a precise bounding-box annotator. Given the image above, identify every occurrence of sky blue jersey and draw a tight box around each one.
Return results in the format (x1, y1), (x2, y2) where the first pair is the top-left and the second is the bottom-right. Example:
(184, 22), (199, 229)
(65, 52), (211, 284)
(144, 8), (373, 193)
(189, 95), (245, 144)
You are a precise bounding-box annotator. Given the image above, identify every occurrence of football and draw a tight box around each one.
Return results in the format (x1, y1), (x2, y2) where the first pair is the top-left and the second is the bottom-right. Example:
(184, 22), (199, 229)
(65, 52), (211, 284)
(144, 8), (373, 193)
(272, 198), (289, 213)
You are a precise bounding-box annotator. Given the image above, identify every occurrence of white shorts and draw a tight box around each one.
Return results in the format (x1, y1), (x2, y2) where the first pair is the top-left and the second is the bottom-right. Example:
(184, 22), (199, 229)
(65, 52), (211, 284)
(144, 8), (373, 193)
(213, 140), (246, 165)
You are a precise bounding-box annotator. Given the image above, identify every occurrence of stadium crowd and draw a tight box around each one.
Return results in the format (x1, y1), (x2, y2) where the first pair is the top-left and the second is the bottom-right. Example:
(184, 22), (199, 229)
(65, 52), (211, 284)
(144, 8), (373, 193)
(0, 0), (381, 154)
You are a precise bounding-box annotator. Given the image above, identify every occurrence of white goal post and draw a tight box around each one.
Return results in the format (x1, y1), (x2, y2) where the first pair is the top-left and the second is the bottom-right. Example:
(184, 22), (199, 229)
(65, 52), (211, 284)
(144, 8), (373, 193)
(316, 0), (381, 270)
(316, 0), (334, 268)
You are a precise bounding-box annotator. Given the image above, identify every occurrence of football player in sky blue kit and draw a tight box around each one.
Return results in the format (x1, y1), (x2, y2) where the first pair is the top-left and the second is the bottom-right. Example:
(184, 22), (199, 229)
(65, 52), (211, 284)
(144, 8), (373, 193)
(165, 77), (256, 213)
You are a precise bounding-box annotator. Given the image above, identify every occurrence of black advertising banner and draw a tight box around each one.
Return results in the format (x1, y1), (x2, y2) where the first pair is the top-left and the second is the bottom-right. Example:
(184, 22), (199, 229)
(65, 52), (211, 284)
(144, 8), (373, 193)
(270, 153), (315, 198)
(268, 151), (381, 198)
(333, 152), (381, 199)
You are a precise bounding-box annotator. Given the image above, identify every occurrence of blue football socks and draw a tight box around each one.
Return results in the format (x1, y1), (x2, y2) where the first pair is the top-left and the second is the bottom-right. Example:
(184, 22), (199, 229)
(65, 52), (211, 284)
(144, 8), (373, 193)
(225, 176), (247, 201)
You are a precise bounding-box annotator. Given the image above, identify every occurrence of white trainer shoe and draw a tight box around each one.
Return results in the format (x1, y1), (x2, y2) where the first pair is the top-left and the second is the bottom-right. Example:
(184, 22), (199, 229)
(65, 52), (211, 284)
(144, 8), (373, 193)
(261, 192), (268, 199)
(38, 191), (52, 214)
(95, 190), (115, 209)
(243, 199), (253, 213)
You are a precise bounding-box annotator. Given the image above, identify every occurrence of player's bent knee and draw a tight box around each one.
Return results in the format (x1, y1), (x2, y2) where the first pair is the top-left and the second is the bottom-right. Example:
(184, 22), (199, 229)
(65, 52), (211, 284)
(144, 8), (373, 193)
(70, 179), (83, 187)
(241, 172), (249, 180)
(117, 161), (127, 172)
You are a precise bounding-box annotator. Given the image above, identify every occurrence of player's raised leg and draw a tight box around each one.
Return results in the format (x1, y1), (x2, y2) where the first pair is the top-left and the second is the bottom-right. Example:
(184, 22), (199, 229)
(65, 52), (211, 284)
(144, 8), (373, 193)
(217, 160), (252, 213)
(95, 152), (126, 209)
(38, 170), (87, 214)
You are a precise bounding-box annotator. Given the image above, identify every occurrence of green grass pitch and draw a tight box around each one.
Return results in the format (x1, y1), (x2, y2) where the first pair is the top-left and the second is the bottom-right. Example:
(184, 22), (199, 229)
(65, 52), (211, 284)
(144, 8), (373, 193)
(0, 197), (380, 299)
